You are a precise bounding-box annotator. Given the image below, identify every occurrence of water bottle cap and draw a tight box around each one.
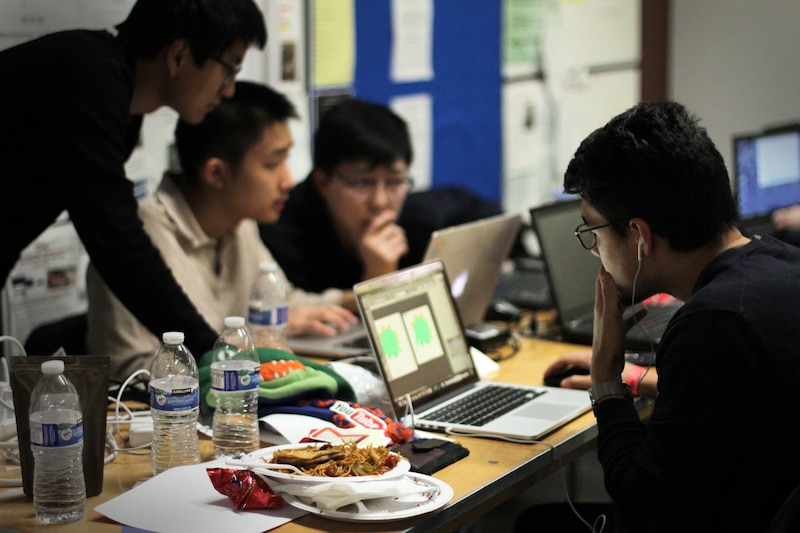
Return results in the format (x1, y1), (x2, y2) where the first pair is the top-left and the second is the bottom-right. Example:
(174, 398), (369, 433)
(41, 359), (64, 374)
(162, 331), (185, 344)
(223, 316), (245, 328)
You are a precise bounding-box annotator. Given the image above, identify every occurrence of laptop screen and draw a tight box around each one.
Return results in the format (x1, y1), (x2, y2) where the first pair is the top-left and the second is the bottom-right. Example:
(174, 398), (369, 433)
(734, 126), (800, 221)
(423, 213), (522, 328)
(354, 260), (479, 416)
(530, 199), (600, 324)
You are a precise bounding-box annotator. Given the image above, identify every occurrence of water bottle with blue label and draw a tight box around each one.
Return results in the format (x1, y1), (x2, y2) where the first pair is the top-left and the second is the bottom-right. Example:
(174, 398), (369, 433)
(248, 261), (289, 350)
(149, 331), (200, 475)
(29, 359), (85, 523)
(210, 316), (261, 458)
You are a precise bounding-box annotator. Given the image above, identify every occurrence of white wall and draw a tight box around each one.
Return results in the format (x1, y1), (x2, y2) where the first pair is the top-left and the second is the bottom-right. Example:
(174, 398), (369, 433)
(669, 0), (800, 174)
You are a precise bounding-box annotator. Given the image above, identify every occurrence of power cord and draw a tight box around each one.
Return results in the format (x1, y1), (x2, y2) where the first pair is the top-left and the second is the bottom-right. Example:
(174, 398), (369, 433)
(0, 337), (24, 490)
(106, 368), (153, 456)
(0, 335), (26, 357)
(0, 487), (25, 501)
(487, 331), (522, 362)
(0, 436), (21, 489)
(0, 336), (25, 436)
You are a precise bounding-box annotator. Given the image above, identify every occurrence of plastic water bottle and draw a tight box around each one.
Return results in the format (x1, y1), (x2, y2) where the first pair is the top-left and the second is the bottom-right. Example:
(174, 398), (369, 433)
(149, 332), (200, 475)
(248, 261), (289, 350)
(211, 316), (261, 459)
(29, 359), (85, 523)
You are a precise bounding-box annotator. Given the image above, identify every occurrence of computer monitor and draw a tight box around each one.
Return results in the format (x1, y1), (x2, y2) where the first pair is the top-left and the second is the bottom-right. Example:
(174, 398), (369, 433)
(733, 124), (800, 233)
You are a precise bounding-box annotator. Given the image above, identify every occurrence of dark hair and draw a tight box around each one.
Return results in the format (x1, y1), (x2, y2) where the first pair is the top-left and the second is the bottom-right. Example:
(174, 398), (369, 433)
(563, 101), (738, 251)
(116, 0), (267, 65)
(174, 81), (298, 182)
(313, 98), (413, 174)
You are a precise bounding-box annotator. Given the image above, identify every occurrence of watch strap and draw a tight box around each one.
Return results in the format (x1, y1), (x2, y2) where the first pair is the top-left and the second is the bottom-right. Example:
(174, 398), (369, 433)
(588, 381), (633, 407)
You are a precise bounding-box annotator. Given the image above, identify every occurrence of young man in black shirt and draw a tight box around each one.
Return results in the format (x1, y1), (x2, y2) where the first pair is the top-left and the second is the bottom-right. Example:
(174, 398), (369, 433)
(554, 102), (800, 531)
(261, 98), (504, 306)
(0, 0), (266, 357)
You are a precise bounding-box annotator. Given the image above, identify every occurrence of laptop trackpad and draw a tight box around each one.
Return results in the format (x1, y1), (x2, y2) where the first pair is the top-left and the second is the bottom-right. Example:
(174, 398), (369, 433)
(515, 402), (579, 421)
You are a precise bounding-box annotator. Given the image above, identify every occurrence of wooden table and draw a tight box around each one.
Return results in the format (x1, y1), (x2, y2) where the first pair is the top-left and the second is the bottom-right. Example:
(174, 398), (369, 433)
(1, 337), (597, 532)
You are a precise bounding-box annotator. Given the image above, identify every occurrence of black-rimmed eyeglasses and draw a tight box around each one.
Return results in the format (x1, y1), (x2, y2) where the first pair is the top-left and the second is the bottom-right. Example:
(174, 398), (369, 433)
(333, 173), (414, 197)
(574, 222), (612, 250)
(210, 56), (242, 85)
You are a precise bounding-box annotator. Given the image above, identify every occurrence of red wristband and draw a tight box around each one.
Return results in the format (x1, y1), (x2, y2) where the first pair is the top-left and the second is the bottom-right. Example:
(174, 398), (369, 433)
(624, 364), (648, 397)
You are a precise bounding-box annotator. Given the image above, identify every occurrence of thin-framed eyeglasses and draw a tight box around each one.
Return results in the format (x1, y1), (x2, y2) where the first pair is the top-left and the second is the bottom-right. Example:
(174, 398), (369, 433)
(574, 222), (612, 250)
(333, 173), (414, 197)
(210, 56), (242, 85)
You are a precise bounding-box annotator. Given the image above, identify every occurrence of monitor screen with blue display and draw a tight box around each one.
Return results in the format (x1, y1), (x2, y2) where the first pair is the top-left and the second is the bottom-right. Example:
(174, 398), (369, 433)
(734, 125), (800, 222)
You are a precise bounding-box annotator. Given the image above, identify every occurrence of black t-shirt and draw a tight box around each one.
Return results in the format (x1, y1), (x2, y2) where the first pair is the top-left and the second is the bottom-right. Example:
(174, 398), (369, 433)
(595, 235), (800, 531)
(0, 30), (217, 356)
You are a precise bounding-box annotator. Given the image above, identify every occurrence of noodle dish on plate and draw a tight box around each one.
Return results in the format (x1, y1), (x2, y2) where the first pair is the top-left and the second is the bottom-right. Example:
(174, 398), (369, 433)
(243, 442), (410, 484)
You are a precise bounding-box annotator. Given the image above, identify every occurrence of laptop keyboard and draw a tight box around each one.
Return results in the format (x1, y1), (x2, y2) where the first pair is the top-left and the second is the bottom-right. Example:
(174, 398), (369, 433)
(638, 303), (680, 331)
(424, 385), (544, 426)
(493, 267), (552, 310)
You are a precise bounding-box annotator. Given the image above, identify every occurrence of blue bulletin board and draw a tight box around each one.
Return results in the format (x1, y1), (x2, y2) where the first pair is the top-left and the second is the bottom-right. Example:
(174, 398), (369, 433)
(335, 1), (503, 202)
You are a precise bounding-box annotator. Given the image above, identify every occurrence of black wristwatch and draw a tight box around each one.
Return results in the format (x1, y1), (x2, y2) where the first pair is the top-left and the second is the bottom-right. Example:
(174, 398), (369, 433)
(588, 382), (633, 408)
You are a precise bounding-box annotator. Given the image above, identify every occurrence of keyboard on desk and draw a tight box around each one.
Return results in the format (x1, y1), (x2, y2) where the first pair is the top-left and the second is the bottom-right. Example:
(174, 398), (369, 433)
(619, 299), (682, 350)
(422, 385), (544, 427)
(493, 262), (552, 310)
(642, 311), (671, 330)
(638, 302), (679, 331)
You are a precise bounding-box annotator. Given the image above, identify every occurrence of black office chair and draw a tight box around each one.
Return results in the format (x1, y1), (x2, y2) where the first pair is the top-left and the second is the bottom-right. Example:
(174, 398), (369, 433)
(769, 483), (800, 533)
(23, 313), (88, 355)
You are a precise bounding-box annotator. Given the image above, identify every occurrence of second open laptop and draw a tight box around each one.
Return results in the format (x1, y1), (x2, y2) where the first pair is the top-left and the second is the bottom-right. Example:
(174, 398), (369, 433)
(530, 199), (681, 351)
(422, 212), (522, 328)
(353, 259), (591, 442)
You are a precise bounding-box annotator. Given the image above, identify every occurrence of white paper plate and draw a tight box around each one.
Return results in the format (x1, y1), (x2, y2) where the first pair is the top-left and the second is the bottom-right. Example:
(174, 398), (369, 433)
(281, 473), (453, 522)
(241, 442), (410, 483)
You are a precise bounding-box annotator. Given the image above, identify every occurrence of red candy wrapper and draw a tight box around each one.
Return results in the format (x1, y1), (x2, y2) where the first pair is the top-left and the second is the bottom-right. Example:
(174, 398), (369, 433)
(207, 468), (284, 510)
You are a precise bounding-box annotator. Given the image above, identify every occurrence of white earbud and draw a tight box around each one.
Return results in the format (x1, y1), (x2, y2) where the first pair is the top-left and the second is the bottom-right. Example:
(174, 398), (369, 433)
(637, 237), (645, 261)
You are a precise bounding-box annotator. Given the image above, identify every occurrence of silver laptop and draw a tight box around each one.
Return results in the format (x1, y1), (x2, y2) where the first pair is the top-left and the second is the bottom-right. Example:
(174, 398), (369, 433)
(354, 260), (591, 442)
(287, 213), (522, 359)
(283, 322), (371, 359)
(422, 212), (522, 329)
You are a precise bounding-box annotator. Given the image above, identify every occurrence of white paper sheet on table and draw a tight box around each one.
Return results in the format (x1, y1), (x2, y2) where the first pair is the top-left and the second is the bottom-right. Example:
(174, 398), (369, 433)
(95, 460), (306, 533)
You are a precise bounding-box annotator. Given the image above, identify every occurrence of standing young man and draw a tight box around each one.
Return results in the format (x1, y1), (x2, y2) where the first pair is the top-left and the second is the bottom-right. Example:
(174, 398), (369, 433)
(564, 102), (800, 530)
(0, 0), (266, 357)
